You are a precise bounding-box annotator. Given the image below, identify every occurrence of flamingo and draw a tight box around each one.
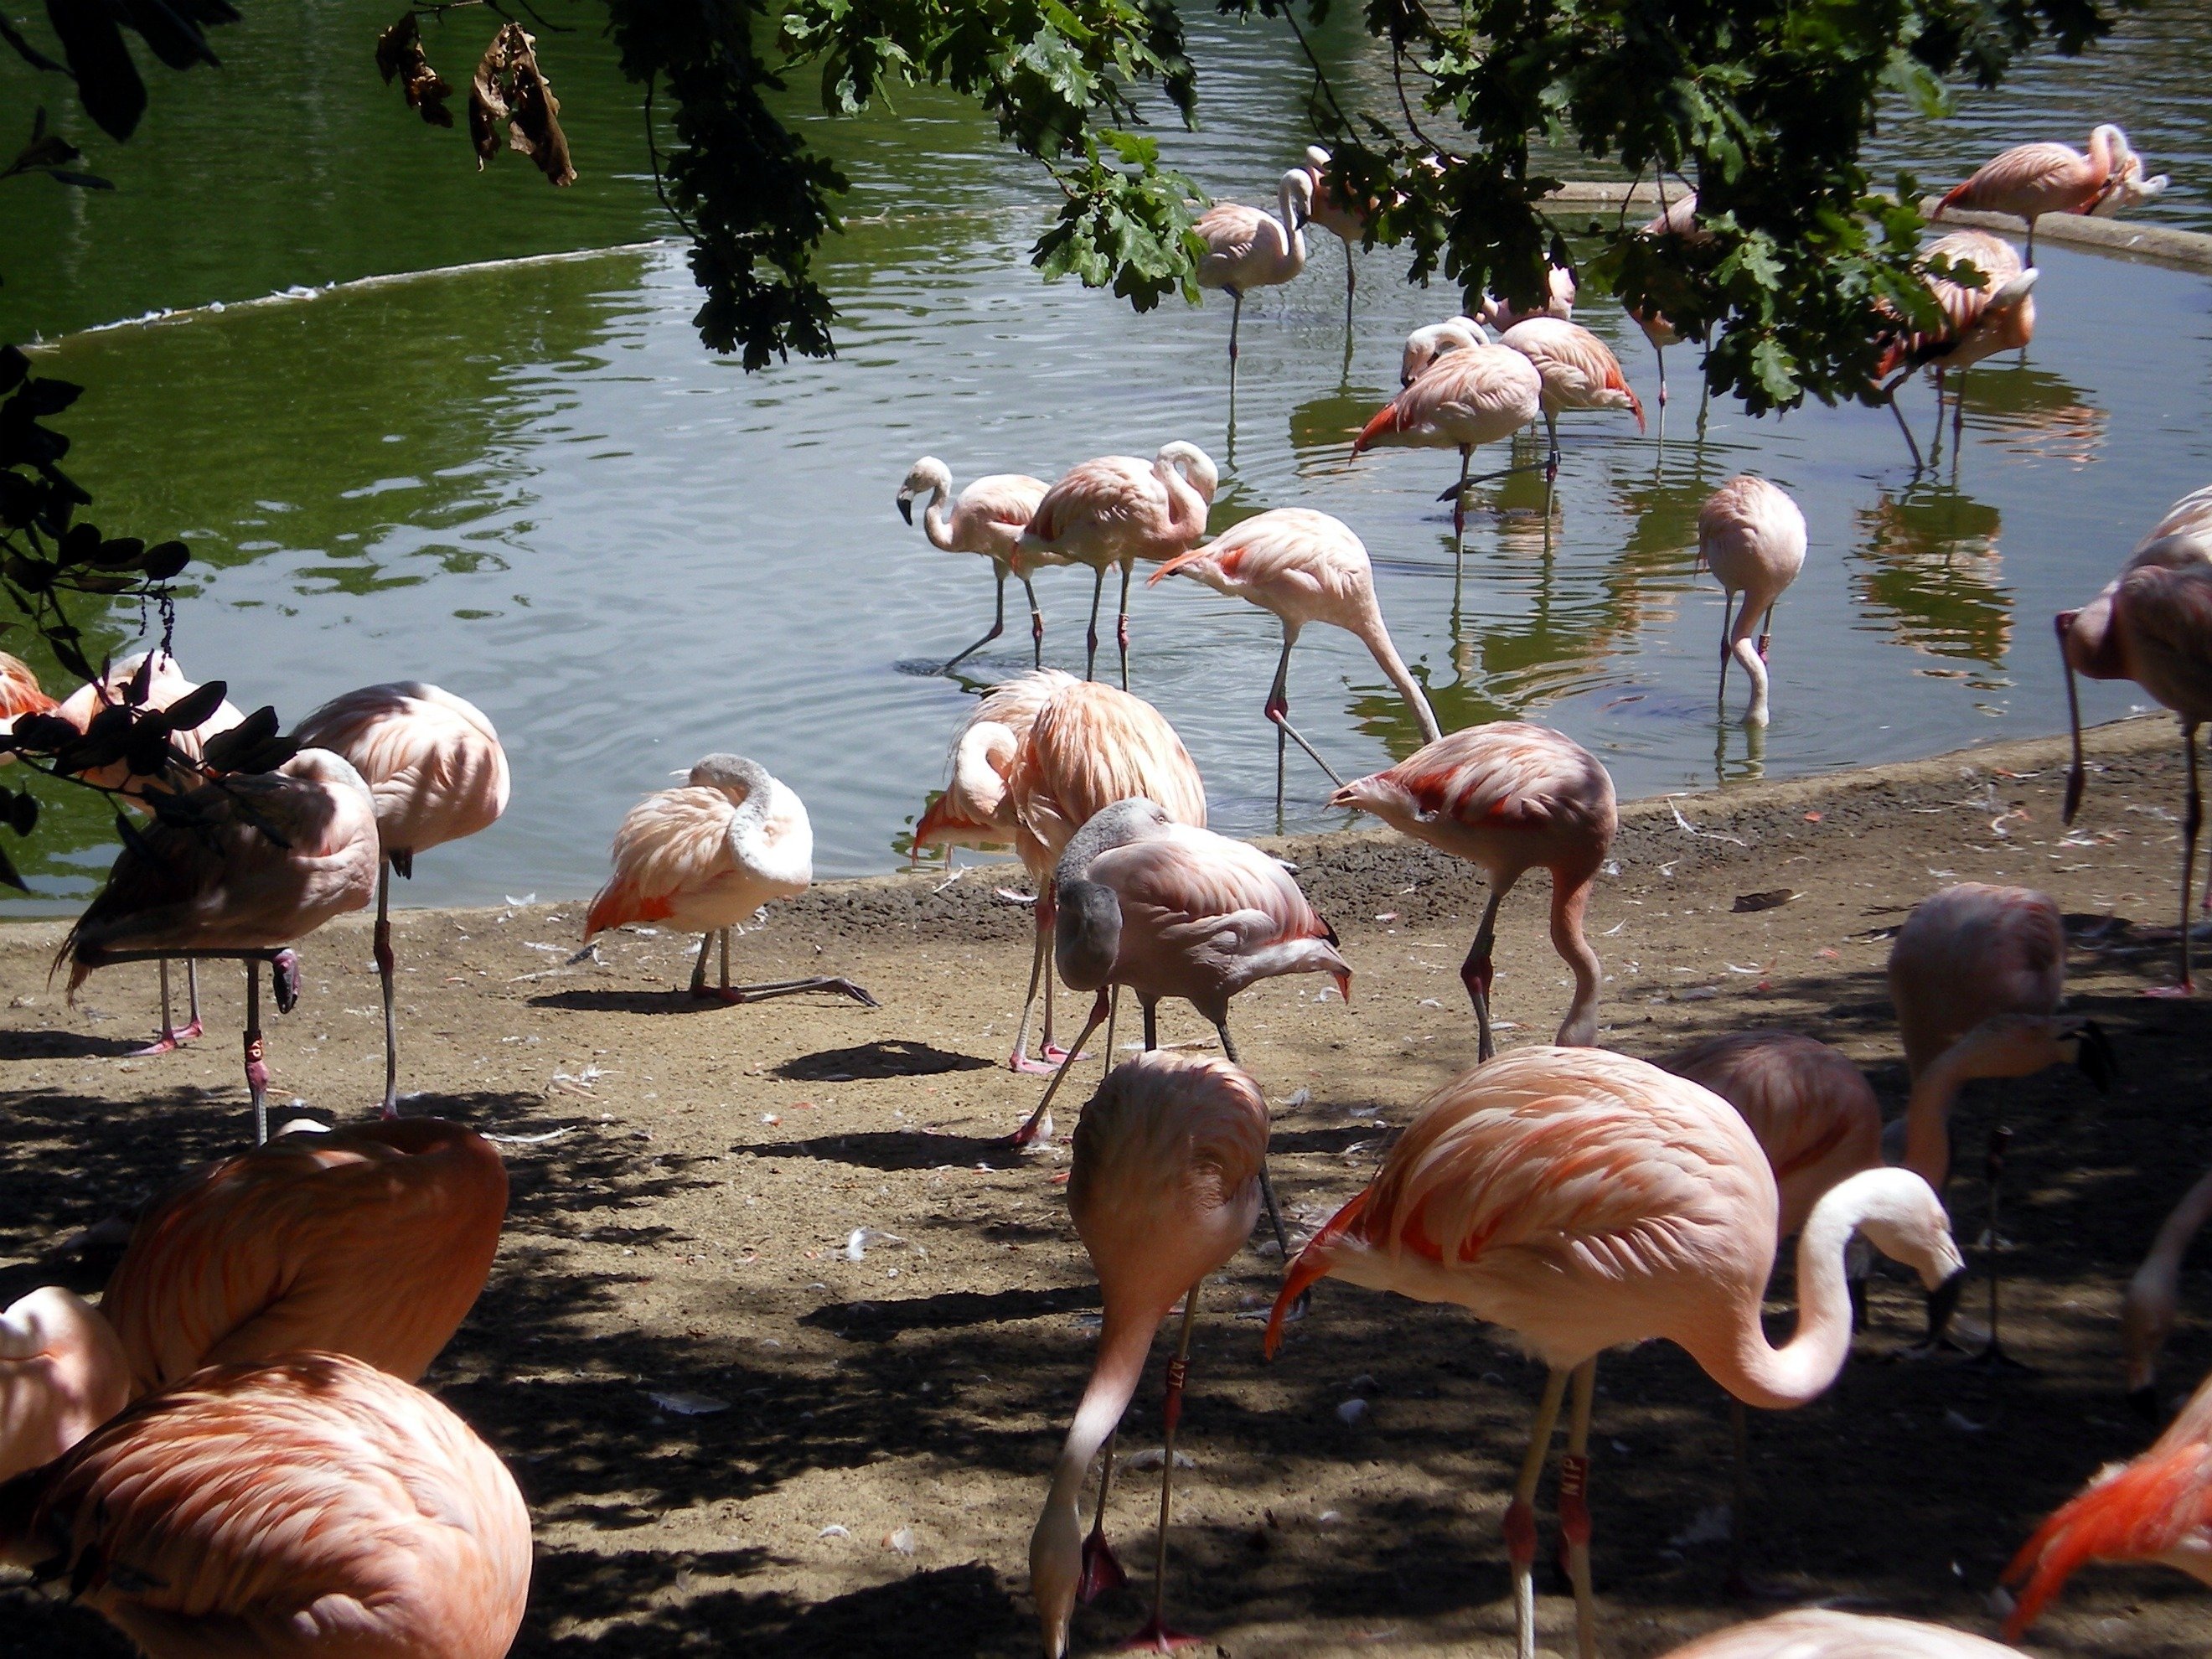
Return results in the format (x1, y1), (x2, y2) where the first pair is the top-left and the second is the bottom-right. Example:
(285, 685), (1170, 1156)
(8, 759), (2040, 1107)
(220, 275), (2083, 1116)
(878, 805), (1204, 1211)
(1936, 124), (2167, 263)
(1017, 442), (1217, 688)
(1874, 230), (2039, 467)
(1496, 317), (1645, 481)
(1355, 340), (1543, 536)
(1698, 475), (1808, 726)
(292, 682), (509, 1116)
(2058, 492), (2212, 992)
(1031, 1051), (1269, 1659)
(1659, 1610), (2017, 1656)
(2123, 1161), (2212, 1418)
(1628, 190), (1709, 426)
(0, 1287), (128, 1481)
(1011, 797), (1350, 1188)
(101, 1117), (507, 1397)
(584, 753), (875, 1009)
(1332, 723), (1615, 1062)
(1477, 263), (1577, 332)
(1265, 1046), (1967, 1659)
(53, 649), (247, 1054)
(2001, 1362), (2212, 1638)
(58, 747), (380, 1143)
(1194, 168), (1313, 368)
(0, 1351), (531, 1659)
(0, 649), (55, 740)
(1146, 508), (1441, 810)
(894, 457), (1054, 671)
(1398, 314), (1488, 387)
(1303, 145), (1371, 324)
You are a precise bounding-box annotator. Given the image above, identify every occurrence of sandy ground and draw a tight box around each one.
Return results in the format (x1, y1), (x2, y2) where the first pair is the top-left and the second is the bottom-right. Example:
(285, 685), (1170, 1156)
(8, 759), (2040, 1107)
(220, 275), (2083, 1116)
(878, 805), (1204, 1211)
(2, 715), (2208, 1658)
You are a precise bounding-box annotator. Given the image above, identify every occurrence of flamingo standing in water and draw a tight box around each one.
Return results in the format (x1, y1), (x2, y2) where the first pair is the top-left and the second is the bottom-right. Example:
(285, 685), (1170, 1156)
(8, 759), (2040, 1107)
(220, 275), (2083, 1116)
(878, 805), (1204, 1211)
(2058, 488), (2212, 992)
(1303, 145), (1371, 324)
(53, 649), (246, 1054)
(1399, 315), (1489, 387)
(1333, 723), (1615, 1062)
(1660, 1610), (2017, 1657)
(2122, 1161), (2212, 1417)
(0, 1287), (127, 1481)
(1195, 168), (1313, 369)
(1477, 263), (1577, 332)
(1356, 340), (1543, 537)
(1698, 475), (1808, 726)
(1031, 1052), (1269, 1659)
(59, 747), (380, 1143)
(293, 683), (509, 1116)
(895, 457), (1054, 671)
(1018, 443), (1217, 688)
(1147, 508), (1441, 810)
(2001, 1362), (2212, 1638)
(585, 753), (875, 1010)
(1497, 317), (1645, 481)
(1266, 1047), (1967, 1659)
(1875, 230), (2039, 467)
(1937, 124), (2168, 263)
(0, 1352), (531, 1659)
(1627, 190), (1710, 426)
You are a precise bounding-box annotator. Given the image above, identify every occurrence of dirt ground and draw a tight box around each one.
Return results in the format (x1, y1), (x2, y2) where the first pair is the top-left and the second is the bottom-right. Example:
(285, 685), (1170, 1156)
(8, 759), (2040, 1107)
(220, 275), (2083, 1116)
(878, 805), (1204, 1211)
(2, 715), (2208, 1658)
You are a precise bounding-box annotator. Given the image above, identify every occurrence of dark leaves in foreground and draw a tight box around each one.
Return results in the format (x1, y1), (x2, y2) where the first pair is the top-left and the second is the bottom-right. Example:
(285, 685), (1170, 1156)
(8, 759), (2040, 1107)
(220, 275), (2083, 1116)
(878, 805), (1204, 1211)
(375, 13), (453, 129)
(2, 108), (112, 190)
(467, 23), (575, 187)
(13, 0), (238, 142)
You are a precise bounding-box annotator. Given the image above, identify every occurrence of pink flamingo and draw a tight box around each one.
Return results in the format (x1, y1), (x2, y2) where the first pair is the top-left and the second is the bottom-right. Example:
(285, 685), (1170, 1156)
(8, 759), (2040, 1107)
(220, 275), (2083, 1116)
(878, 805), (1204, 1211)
(585, 753), (875, 1009)
(1698, 475), (1807, 726)
(292, 682), (509, 1115)
(1194, 168), (1314, 368)
(1303, 145), (1372, 324)
(2123, 1161), (2212, 1417)
(1477, 263), (1577, 332)
(1355, 341), (1542, 536)
(54, 649), (247, 1054)
(895, 457), (1054, 670)
(1398, 315), (1489, 387)
(1018, 442), (1217, 687)
(1031, 1051), (1269, 1659)
(2002, 1363), (2212, 1638)
(1332, 723), (1615, 1061)
(0, 1287), (127, 1481)
(1627, 189), (1709, 425)
(1497, 317), (1645, 479)
(0, 649), (55, 740)
(2058, 491), (2212, 991)
(1937, 124), (2166, 263)
(59, 747), (380, 1142)
(0, 1352), (531, 1659)
(1147, 508), (1441, 810)
(1266, 1046), (1966, 1659)
(1660, 1610), (2017, 1656)
(1875, 230), (2039, 466)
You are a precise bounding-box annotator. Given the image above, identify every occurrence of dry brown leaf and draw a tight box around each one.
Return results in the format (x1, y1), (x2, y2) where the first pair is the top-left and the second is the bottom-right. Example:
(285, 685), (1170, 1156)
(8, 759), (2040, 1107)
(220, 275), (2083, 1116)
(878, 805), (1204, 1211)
(375, 13), (452, 129)
(468, 22), (575, 187)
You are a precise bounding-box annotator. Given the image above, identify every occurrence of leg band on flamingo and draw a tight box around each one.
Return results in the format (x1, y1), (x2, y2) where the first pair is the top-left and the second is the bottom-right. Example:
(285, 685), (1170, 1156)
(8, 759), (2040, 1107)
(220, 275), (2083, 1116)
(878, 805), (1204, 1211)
(1558, 1455), (1592, 1548)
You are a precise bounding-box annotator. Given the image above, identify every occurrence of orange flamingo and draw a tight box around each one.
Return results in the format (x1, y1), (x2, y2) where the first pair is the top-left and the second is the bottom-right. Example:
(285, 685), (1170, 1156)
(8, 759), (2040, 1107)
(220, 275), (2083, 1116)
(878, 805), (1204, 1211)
(0, 1288), (127, 1481)
(585, 752), (875, 1009)
(0, 1351), (531, 1659)
(59, 747), (380, 1142)
(293, 683), (510, 1115)
(1699, 475), (1808, 726)
(101, 1117), (507, 1398)
(2124, 1161), (2212, 1418)
(1497, 317), (1645, 480)
(1266, 1047), (1966, 1659)
(1937, 124), (2166, 263)
(2058, 491), (2212, 992)
(1355, 342), (1542, 536)
(2002, 1363), (2212, 1637)
(1303, 145), (1371, 324)
(1875, 230), (2039, 467)
(1194, 168), (1313, 368)
(1018, 443), (1217, 687)
(1147, 508), (1441, 810)
(1031, 1051), (1269, 1659)
(1660, 1610), (2016, 1656)
(1332, 723), (1615, 1061)
(895, 457), (1054, 670)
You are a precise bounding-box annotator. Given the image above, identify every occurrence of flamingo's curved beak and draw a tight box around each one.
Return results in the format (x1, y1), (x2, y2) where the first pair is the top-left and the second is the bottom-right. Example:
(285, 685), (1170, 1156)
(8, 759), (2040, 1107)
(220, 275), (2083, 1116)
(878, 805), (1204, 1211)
(896, 494), (914, 526)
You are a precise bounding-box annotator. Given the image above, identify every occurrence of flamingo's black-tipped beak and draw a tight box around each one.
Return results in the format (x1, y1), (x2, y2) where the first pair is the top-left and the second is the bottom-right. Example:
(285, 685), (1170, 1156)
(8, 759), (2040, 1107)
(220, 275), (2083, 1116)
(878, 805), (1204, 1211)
(2073, 1019), (2118, 1092)
(896, 495), (914, 526)
(1926, 1267), (1969, 1345)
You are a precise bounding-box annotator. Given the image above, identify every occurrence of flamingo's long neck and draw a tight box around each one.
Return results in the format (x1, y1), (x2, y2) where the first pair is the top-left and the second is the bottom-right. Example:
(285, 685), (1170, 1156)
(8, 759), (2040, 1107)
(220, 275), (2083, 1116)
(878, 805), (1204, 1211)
(1548, 871), (1604, 1047)
(921, 478), (958, 553)
(1274, 177), (1309, 276)
(1900, 1042), (1976, 1193)
(2089, 125), (2122, 185)
(1707, 1173), (1875, 1409)
(2142, 1165), (2212, 1289)
(1352, 616), (1442, 743)
(1160, 465), (1207, 545)
(1031, 1301), (1157, 1652)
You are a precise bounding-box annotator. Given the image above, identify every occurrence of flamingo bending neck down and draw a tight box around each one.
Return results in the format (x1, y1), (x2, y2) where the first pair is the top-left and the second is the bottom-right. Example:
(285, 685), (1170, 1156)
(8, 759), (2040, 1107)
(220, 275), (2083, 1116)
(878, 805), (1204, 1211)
(1195, 168), (1314, 369)
(895, 457), (1054, 672)
(1266, 1047), (1967, 1659)
(1303, 145), (1371, 325)
(2122, 1159), (2212, 1418)
(1937, 123), (2166, 263)
(1497, 317), (1645, 484)
(1148, 508), (1440, 813)
(1698, 475), (1808, 726)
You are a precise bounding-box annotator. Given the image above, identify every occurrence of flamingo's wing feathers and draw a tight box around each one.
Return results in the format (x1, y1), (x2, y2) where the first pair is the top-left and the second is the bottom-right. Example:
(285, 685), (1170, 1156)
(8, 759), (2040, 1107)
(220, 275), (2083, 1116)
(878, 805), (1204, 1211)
(585, 787), (736, 936)
(1026, 458), (1153, 544)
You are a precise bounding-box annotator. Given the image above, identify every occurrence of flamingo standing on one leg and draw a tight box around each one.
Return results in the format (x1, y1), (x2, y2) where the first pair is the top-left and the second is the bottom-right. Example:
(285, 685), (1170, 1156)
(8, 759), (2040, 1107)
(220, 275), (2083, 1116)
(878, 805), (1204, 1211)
(1660, 1610), (2018, 1656)
(1147, 508), (1441, 811)
(0, 1287), (128, 1481)
(1332, 723), (1615, 1062)
(1497, 317), (1645, 483)
(1266, 1047), (1967, 1659)
(1628, 190), (1710, 429)
(584, 753), (876, 1010)
(1195, 168), (1314, 370)
(0, 1352), (532, 1659)
(292, 683), (509, 1117)
(2058, 490), (2212, 992)
(1031, 1051), (1269, 1659)
(2123, 1161), (2212, 1419)
(1698, 475), (1808, 726)
(1874, 230), (2039, 468)
(1304, 145), (1371, 327)
(895, 457), (1054, 671)
(1018, 443), (1217, 688)
(58, 748), (380, 1143)
(1936, 123), (2166, 264)
(1354, 342), (1542, 537)
(2001, 1363), (2212, 1638)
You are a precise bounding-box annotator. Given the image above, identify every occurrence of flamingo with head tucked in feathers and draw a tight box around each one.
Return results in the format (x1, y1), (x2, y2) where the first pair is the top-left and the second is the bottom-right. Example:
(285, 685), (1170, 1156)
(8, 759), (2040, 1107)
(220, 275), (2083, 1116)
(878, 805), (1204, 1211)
(0, 1287), (127, 1482)
(895, 458), (1054, 671)
(1936, 123), (2168, 263)
(1195, 168), (1314, 369)
(1356, 342), (1542, 536)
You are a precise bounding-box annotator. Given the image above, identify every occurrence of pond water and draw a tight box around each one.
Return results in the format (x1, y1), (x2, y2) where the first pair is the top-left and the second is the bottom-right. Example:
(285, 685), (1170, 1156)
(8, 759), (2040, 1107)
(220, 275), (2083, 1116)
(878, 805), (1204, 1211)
(3, 3), (2209, 911)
